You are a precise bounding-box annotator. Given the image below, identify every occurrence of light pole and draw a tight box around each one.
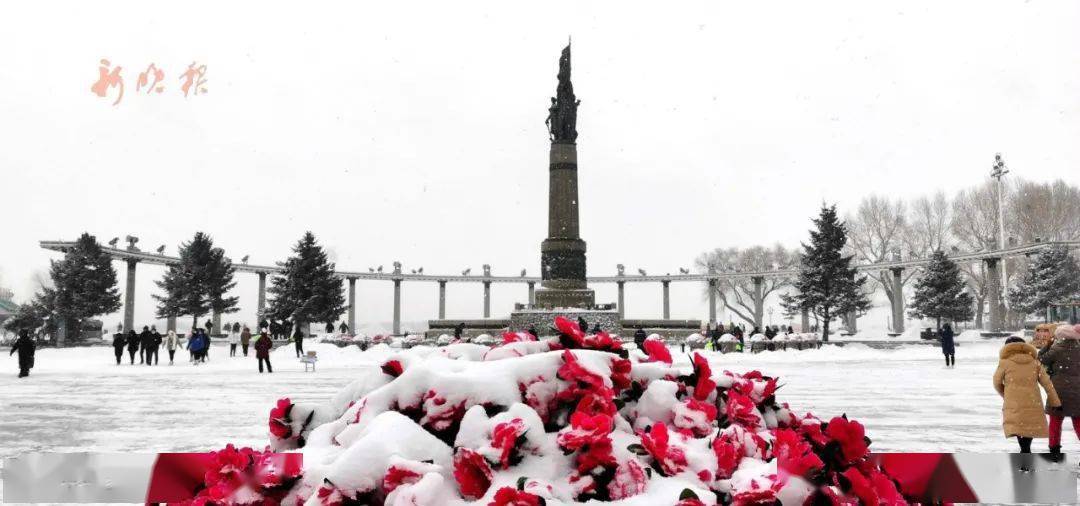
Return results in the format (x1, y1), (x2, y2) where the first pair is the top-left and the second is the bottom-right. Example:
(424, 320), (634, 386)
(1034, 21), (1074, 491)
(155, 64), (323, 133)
(991, 153), (1010, 310)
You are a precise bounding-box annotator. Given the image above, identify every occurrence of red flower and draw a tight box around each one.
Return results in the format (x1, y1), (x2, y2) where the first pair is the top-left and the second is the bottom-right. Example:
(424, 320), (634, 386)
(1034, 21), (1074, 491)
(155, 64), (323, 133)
(420, 390), (468, 432)
(676, 498), (707, 506)
(611, 357), (632, 392)
(868, 468), (906, 505)
(732, 486), (779, 506)
(490, 418), (527, 470)
(674, 399), (718, 437)
(607, 458), (648, 499)
(712, 434), (740, 480)
(251, 451), (303, 490)
(773, 428), (823, 478)
(269, 398), (293, 439)
(383, 464), (423, 494)
(558, 411), (614, 451)
(825, 416), (868, 464)
(639, 422), (688, 476)
(502, 331), (537, 344)
(489, 486), (543, 506)
(574, 437), (616, 472)
(692, 353), (716, 401)
(642, 338), (673, 364)
(453, 448), (493, 500)
(724, 391), (761, 427)
(842, 467), (878, 505)
(558, 350), (606, 391)
(381, 359), (404, 377)
(583, 331), (623, 352)
(555, 316), (586, 346)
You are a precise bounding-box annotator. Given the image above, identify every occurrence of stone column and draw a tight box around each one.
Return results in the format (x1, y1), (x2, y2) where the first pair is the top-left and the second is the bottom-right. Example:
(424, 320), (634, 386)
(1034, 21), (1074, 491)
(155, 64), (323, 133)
(617, 281), (626, 318)
(347, 277), (357, 335)
(527, 282), (536, 307)
(801, 308), (810, 332)
(847, 311), (858, 334)
(438, 280), (447, 319)
(752, 276), (764, 328)
(123, 259), (138, 333)
(56, 318), (67, 347)
(662, 280), (671, 319)
(212, 312), (222, 336)
(707, 279), (718, 324)
(483, 281), (491, 318)
(256, 272), (267, 328)
(393, 279), (402, 335)
(890, 268), (905, 334)
(166, 314), (177, 333)
(986, 258), (1003, 332)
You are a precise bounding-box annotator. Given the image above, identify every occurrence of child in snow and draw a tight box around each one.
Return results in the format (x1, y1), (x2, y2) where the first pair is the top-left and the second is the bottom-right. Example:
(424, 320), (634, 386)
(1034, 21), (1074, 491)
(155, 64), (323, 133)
(1038, 324), (1080, 455)
(994, 336), (1061, 453)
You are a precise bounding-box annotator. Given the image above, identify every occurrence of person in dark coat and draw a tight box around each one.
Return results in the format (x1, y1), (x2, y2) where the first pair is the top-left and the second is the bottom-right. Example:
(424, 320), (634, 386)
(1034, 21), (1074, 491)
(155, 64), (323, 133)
(293, 328), (305, 358)
(339, 322), (349, 335)
(939, 323), (956, 367)
(577, 317), (589, 333)
(112, 330), (126, 365)
(454, 322), (465, 339)
(325, 322), (335, 334)
(10, 329), (36, 377)
(591, 323), (602, 334)
(138, 326), (152, 364)
(633, 326), (647, 348)
(126, 329), (140, 364)
(1039, 324), (1080, 455)
(145, 326), (161, 366)
(254, 330), (273, 373)
(527, 325), (539, 339)
(240, 326), (252, 356)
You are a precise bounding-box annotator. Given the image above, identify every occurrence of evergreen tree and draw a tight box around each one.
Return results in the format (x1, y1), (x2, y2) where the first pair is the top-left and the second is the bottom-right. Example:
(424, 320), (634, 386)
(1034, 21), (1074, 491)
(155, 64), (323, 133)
(45, 233), (122, 344)
(780, 205), (871, 341)
(154, 232), (238, 328)
(1008, 245), (1080, 321)
(267, 232), (346, 332)
(908, 250), (974, 329)
(3, 297), (50, 335)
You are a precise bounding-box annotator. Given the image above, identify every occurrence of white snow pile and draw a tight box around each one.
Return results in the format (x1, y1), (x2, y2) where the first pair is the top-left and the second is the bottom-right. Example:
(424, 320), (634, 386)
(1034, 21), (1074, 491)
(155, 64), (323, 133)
(228, 317), (906, 505)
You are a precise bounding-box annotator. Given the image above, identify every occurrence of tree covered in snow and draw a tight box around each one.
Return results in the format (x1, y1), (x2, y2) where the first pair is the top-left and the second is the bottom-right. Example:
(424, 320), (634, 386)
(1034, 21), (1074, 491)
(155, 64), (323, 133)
(907, 250), (974, 329)
(781, 205), (871, 341)
(1008, 245), (1080, 321)
(154, 232), (238, 328)
(2, 297), (50, 336)
(266, 231), (346, 332)
(36, 233), (121, 344)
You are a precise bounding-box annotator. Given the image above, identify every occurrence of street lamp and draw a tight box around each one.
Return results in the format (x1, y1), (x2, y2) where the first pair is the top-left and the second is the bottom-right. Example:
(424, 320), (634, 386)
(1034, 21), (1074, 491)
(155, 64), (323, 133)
(991, 153), (1010, 309)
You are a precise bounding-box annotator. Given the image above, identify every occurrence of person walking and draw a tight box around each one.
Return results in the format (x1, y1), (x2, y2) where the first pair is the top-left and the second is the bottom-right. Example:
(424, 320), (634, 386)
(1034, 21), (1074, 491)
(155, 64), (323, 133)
(187, 329), (205, 364)
(9, 329), (36, 378)
(164, 330), (179, 365)
(144, 326), (161, 366)
(240, 326), (252, 356)
(293, 327), (305, 358)
(994, 336), (1061, 453)
(126, 329), (139, 364)
(454, 322), (465, 340)
(1039, 324), (1080, 456)
(228, 324), (240, 357)
(255, 329), (273, 373)
(339, 322), (349, 335)
(137, 326), (152, 364)
(203, 329), (212, 361)
(633, 326), (647, 348)
(112, 329), (126, 365)
(940, 323), (956, 368)
(325, 322), (335, 335)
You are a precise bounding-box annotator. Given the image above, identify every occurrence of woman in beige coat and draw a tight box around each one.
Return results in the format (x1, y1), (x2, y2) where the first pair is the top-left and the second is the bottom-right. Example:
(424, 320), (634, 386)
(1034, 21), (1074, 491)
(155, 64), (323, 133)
(993, 336), (1061, 453)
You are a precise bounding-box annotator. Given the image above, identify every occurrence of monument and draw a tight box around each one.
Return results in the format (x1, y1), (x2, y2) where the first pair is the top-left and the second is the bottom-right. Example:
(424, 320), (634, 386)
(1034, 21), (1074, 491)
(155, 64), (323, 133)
(534, 43), (595, 309)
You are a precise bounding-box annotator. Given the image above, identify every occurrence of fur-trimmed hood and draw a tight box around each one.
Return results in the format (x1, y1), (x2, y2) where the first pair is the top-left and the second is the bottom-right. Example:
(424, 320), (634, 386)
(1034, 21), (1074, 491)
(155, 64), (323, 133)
(1055, 325), (1080, 341)
(1000, 341), (1037, 362)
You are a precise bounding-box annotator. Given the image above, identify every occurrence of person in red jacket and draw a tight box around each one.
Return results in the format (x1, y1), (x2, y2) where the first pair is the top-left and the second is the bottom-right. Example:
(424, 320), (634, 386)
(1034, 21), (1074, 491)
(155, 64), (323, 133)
(254, 329), (273, 373)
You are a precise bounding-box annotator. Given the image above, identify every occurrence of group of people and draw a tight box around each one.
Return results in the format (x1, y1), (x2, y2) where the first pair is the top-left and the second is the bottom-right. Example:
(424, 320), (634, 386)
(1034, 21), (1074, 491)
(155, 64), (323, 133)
(106, 322), (279, 372)
(994, 322), (1080, 455)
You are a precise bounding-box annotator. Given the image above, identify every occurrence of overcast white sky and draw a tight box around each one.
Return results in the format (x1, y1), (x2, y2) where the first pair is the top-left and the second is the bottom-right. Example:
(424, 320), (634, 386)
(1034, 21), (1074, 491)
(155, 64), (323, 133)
(1, 1), (1078, 332)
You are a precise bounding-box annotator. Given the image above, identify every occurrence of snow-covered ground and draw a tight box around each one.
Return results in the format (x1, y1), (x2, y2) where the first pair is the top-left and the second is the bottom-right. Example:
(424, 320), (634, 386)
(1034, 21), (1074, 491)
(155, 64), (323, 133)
(1, 337), (1075, 499)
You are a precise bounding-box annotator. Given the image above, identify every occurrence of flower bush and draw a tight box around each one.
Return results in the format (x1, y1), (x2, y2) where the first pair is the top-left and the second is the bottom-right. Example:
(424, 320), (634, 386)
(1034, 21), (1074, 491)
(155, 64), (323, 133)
(184, 317), (910, 504)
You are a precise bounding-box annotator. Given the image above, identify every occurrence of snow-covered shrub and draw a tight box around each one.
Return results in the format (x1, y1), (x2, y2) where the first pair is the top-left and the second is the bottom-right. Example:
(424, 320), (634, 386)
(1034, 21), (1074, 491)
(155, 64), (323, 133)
(437, 334), (454, 346)
(191, 316), (903, 505)
(473, 333), (495, 346)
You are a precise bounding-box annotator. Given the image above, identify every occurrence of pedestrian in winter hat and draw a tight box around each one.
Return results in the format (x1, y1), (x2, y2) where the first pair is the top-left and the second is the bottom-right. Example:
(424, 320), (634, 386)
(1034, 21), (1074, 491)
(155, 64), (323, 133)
(1039, 324), (1080, 456)
(994, 336), (1061, 453)
(1032, 323), (1058, 351)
